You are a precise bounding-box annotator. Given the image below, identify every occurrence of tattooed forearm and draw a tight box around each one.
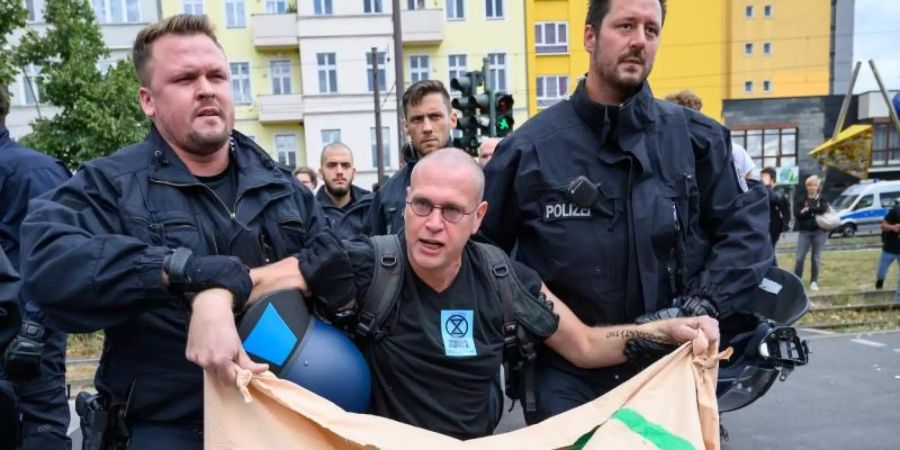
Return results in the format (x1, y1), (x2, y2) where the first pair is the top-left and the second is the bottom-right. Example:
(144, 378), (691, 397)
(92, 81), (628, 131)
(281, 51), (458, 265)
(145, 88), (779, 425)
(605, 329), (670, 342)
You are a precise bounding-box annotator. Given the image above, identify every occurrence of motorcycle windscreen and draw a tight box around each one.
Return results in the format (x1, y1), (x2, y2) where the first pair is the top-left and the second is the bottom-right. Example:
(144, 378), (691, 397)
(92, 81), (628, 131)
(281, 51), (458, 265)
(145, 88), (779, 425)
(717, 365), (779, 413)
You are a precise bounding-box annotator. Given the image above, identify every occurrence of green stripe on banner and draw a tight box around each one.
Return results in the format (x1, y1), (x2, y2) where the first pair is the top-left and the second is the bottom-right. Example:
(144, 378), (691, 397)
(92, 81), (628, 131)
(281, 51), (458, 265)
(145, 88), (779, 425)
(611, 408), (695, 450)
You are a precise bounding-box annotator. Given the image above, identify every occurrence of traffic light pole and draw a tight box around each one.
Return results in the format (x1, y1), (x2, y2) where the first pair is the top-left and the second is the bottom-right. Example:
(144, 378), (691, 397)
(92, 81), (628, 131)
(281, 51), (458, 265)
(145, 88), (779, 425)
(372, 47), (385, 184)
(483, 57), (497, 138)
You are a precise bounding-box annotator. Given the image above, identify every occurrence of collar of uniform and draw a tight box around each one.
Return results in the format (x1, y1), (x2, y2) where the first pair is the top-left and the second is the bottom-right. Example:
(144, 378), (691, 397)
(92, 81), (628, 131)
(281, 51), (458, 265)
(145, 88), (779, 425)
(316, 184), (371, 210)
(570, 78), (655, 134)
(401, 136), (455, 168)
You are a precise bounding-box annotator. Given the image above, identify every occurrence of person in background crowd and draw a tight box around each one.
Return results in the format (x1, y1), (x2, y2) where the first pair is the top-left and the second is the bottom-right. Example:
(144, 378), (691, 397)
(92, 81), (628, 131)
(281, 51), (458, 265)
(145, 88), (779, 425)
(478, 137), (501, 167)
(293, 166), (318, 191)
(794, 174), (829, 291)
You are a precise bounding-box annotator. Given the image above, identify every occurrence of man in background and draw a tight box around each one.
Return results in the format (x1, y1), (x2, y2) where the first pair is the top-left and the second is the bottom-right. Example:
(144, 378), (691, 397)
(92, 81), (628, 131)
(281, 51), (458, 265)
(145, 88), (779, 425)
(293, 166), (318, 191)
(316, 142), (371, 238)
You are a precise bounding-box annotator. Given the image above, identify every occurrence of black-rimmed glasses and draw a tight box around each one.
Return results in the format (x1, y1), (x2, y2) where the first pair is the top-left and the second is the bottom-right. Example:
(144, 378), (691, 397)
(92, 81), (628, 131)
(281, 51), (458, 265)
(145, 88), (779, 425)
(406, 199), (477, 223)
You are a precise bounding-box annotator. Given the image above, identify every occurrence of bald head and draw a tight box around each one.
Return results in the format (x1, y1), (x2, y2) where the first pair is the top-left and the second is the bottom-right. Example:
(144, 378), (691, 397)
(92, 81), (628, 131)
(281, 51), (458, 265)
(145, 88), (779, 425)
(478, 138), (501, 167)
(320, 142), (353, 165)
(411, 147), (484, 203)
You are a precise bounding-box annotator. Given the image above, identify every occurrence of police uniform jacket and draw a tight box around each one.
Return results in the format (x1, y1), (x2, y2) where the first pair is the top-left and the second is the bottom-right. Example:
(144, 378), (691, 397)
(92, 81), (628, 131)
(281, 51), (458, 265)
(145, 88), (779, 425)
(315, 184), (371, 239)
(365, 143), (419, 235)
(482, 80), (772, 330)
(20, 126), (328, 424)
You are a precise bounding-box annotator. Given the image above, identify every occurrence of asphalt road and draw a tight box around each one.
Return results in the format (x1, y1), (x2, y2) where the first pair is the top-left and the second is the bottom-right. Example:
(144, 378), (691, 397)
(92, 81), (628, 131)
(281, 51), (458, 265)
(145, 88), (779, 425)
(70, 329), (900, 449)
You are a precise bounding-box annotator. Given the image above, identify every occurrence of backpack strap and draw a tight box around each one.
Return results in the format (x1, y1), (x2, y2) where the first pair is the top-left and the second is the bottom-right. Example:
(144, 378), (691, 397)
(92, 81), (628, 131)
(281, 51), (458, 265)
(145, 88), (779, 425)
(472, 242), (539, 413)
(356, 235), (405, 339)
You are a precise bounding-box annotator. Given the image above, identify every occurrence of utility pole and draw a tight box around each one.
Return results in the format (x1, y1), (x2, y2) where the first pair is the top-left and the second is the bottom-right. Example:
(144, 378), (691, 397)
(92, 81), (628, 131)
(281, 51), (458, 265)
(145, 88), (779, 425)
(392, 0), (405, 163)
(372, 47), (385, 184)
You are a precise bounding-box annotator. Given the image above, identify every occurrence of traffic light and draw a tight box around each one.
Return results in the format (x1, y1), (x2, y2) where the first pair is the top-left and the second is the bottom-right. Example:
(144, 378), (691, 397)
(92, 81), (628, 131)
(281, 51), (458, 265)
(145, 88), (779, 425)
(493, 93), (515, 137)
(450, 71), (484, 155)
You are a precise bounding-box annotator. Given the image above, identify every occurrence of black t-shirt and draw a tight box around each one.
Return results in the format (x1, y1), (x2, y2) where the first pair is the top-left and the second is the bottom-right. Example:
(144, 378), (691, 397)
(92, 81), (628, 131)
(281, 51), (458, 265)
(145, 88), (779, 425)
(883, 205), (900, 253)
(345, 237), (547, 439)
(197, 156), (237, 214)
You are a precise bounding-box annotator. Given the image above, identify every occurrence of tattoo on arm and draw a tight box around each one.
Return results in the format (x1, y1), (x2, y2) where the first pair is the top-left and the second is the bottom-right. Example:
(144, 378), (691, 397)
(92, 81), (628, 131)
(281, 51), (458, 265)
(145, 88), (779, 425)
(605, 329), (671, 343)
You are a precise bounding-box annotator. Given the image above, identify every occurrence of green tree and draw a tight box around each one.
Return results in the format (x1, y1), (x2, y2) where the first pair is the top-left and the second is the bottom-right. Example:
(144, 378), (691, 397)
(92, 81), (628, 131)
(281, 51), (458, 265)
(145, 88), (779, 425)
(16, 0), (147, 168)
(0, 0), (28, 89)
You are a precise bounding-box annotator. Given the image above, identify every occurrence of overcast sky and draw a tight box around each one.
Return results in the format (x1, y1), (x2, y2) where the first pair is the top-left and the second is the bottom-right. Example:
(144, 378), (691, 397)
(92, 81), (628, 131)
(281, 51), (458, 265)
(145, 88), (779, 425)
(853, 0), (900, 93)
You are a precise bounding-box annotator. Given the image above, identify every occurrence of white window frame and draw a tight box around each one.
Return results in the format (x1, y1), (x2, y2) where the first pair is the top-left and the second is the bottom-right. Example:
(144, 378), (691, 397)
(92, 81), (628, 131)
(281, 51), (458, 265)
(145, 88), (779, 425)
(182, 0), (204, 15)
(274, 134), (298, 168)
(744, 80), (753, 93)
(316, 53), (337, 94)
(763, 42), (772, 55)
(535, 22), (568, 54)
(321, 129), (341, 145)
(92, 0), (141, 24)
(230, 62), (252, 104)
(314, 0), (333, 15)
(370, 126), (392, 168)
(485, 0), (504, 19)
(744, 42), (753, 55)
(446, 0), (464, 20)
(407, 0), (425, 10)
(745, 4), (754, 18)
(20, 64), (40, 106)
(536, 75), (568, 109)
(764, 4), (773, 17)
(367, 51), (387, 93)
(364, 0), (383, 13)
(409, 55), (430, 83)
(265, 0), (288, 13)
(487, 53), (507, 92)
(224, 0), (246, 28)
(763, 80), (772, 92)
(25, 0), (37, 22)
(448, 54), (467, 90)
(269, 59), (292, 95)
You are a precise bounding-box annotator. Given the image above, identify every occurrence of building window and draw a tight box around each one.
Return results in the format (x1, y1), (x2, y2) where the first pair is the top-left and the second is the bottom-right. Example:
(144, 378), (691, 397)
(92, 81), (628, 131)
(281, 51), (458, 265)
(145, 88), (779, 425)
(182, 0), (204, 14)
(488, 53), (506, 92)
(872, 123), (900, 166)
(225, 0), (246, 27)
(744, 42), (753, 55)
(321, 129), (341, 145)
(762, 80), (772, 92)
(731, 127), (798, 169)
(535, 22), (568, 54)
(448, 54), (467, 89)
(25, 0), (37, 21)
(407, 0), (425, 9)
(447, 0), (464, 20)
(364, 0), (383, 13)
(370, 126), (392, 168)
(91, 0), (141, 24)
(367, 51), (387, 92)
(485, 0), (503, 19)
(764, 4), (773, 17)
(536, 76), (568, 109)
(230, 62), (252, 104)
(270, 60), (292, 95)
(314, 0), (333, 15)
(275, 134), (298, 168)
(763, 42), (772, 55)
(743, 80), (753, 93)
(409, 55), (430, 83)
(265, 0), (287, 13)
(20, 64), (40, 106)
(316, 53), (337, 94)
(745, 4), (753, 17)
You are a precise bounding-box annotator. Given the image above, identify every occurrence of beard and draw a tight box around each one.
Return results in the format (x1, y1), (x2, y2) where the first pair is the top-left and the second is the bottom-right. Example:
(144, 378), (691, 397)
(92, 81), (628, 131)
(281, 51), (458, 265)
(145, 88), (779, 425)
(183, 127), (230, 156)
(325, 182), (350, 198)
(595, 48), (650, 98)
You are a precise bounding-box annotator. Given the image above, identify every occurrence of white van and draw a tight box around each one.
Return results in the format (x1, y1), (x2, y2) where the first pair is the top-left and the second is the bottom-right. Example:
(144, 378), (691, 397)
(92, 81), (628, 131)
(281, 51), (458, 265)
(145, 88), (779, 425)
(832, 180), (900, 237)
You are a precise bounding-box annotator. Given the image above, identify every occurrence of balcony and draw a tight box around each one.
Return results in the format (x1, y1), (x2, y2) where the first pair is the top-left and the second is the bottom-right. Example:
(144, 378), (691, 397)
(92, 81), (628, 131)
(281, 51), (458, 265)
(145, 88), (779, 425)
(252, 14), (299, 49)
(401, 8), (444, 44)
(258, 94), (304, 123)
(298, 14), (392, 39)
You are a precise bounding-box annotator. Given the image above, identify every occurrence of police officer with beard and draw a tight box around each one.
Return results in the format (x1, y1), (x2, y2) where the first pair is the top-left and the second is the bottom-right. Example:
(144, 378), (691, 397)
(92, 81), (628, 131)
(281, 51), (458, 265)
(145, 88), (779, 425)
(480, 0), (772, 424)
(20, 16), (348, 449)
(366, 80), (459, 235)
(315, 142), (371, 239)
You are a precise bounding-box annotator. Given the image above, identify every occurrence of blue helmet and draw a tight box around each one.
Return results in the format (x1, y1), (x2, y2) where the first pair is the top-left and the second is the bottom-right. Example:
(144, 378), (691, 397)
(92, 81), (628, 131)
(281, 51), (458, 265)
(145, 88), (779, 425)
(238, 289), (371, 413)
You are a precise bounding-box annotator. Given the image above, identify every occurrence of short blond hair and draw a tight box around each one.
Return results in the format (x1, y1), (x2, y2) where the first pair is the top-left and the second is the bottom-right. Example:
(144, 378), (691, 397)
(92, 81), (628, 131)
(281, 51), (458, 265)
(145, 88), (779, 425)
(665, 90), (703, 111)
(132, 15), (222, 87)
(805, 175), (821, 186)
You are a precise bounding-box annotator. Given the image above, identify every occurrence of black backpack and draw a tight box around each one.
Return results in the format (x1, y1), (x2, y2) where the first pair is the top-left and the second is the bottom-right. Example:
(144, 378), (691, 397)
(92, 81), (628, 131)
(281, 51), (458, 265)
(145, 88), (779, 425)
(354, 235), (542, 412)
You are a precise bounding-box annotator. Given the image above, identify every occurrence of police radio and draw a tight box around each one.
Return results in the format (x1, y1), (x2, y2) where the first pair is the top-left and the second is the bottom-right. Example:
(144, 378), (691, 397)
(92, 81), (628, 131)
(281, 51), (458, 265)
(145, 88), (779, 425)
(566, 176), (613, 217)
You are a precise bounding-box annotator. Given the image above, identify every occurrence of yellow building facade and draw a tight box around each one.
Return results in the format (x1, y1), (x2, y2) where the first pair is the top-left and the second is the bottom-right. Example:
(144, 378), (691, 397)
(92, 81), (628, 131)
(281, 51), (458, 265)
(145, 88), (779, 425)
(525, 0), (834, 121)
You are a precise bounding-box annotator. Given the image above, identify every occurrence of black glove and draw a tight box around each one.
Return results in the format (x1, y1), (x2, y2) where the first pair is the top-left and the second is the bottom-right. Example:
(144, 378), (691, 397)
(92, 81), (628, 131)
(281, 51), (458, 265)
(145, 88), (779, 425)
(3, 320), (45, 381)
(624, 336), (678, 370)
(297, 231), (357, 311)
(677, 295), (718, 318)
(165, 248), (252, 310)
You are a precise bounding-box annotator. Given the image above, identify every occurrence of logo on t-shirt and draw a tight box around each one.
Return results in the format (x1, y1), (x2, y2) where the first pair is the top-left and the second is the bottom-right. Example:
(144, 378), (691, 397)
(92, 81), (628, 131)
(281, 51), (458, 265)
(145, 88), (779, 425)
(440, 310), (476, 357)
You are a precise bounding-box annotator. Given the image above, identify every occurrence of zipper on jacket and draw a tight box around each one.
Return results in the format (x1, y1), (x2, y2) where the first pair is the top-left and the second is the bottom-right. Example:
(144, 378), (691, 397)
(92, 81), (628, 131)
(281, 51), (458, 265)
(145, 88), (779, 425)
(150, 178), (240, 221)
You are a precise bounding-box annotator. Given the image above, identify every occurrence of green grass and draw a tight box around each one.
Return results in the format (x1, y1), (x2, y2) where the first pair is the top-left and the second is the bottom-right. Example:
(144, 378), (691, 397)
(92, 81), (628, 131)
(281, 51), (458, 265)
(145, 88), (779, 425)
(778, 248), (897, 295)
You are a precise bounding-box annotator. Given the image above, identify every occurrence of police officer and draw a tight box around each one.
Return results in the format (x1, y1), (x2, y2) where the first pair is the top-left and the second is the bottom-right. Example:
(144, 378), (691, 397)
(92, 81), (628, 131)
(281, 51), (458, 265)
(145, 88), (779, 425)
(1, 246), (22, 450)
(480, 0), (772, 424)
(258, 149), (719, 439)
(20, 15), (348, 450)
(316, 142), (371, 239)
(366, 80), (459, 235)
(0, 88), (72, 449)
